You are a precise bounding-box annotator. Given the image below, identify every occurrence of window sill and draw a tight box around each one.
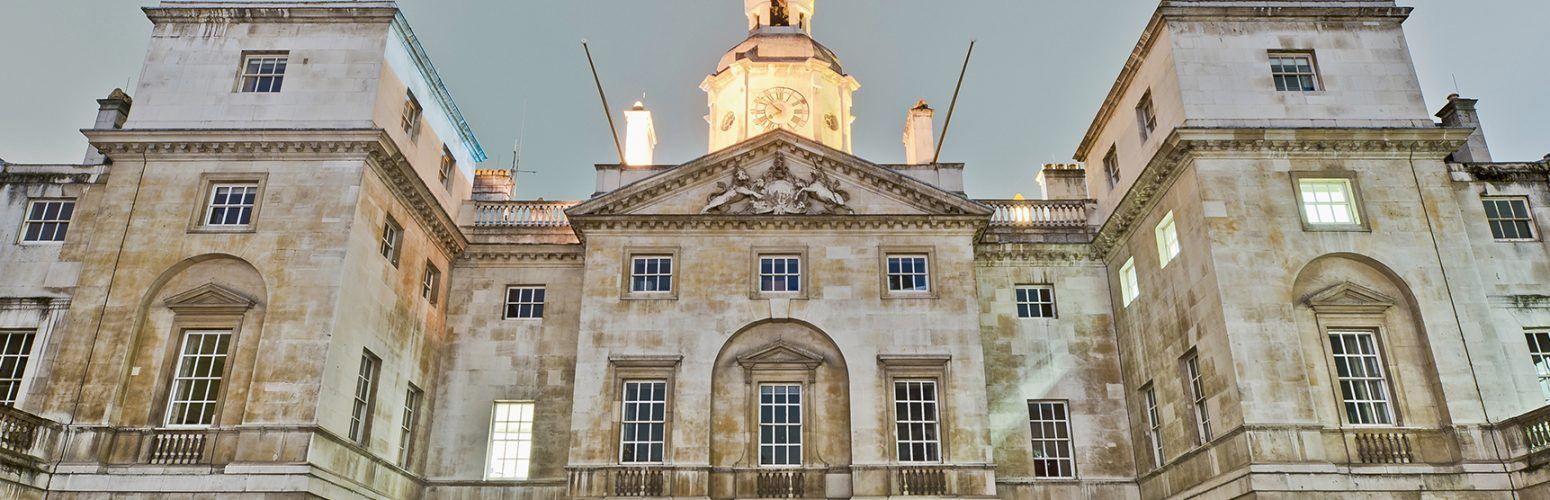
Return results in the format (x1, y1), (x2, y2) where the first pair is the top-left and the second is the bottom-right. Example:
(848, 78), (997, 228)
(189, 226), (256, 234)
(622, 292), (677, 301)
(16, 240), (65, 246)
(883, 291), (937, 300)
(1494, 238), (1541, 243)
(502, 317), (545, 322)
(1300, 224), (1369, 233)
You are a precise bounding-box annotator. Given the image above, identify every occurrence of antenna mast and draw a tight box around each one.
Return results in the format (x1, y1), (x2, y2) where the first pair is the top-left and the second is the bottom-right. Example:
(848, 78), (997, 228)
(582, 40), (627, 165)
(933, 40), (976, 164)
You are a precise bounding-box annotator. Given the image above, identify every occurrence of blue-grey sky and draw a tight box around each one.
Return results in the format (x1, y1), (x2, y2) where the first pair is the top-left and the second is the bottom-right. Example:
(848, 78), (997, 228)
(1, 1), (1545, 200)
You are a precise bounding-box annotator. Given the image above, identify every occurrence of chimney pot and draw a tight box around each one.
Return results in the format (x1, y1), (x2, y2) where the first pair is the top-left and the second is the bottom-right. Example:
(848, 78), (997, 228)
(85, 88), (133, 164)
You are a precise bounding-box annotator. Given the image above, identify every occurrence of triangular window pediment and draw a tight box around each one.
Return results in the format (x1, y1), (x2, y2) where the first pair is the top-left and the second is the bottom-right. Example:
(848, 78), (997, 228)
(164, 282), (257, 315)
(1305, 281), (1396, 315)
(568, 131), (991, 218)
(737, 341), (824, 371)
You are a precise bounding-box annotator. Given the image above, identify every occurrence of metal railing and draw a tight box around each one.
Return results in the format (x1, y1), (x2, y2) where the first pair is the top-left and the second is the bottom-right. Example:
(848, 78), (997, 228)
(980, 199), (1090, 228)
(472, 201), (577, 228)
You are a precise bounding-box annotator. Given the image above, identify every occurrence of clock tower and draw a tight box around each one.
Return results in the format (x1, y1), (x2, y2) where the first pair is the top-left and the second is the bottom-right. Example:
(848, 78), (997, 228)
(702, 0), (860, 153)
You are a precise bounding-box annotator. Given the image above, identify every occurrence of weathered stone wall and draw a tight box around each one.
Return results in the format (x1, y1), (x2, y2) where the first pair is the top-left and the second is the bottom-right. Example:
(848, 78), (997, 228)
(975, 246), (1139, 499)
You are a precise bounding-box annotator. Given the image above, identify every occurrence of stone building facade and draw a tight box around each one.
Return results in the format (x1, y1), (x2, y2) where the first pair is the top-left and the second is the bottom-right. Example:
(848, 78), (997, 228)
(1, 1), (1548, 499)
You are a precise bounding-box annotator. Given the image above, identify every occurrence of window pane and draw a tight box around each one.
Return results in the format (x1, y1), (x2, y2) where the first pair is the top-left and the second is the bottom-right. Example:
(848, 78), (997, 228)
(1328, 331), (1393, 425)
(620, 381), (668, 464)
(164, 330), (232, 426)
(487, 401), (535, 479)
(1028, 400), (1075, 478)
(893, 380), (941, 463)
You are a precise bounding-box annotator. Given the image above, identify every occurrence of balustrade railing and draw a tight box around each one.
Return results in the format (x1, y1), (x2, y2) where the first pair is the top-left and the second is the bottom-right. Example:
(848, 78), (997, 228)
(981, 199), (1090, 228)
(472, 201), (577, 228)
(896, 466), (948, 496)
(0, 404), (50, 459)
(613, 467), (666, 497)
(1352, 431), (1414, 464)
(756, 469), (806, 498)
(149, 429), (210, 465)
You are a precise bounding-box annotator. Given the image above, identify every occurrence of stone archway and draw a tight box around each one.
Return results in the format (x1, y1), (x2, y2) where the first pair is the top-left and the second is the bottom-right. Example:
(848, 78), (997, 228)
(708, 319), (852, 499)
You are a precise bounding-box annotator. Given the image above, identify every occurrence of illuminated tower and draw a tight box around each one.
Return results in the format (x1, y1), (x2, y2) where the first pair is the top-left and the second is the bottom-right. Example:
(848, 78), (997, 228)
(702, 0), (860, 153)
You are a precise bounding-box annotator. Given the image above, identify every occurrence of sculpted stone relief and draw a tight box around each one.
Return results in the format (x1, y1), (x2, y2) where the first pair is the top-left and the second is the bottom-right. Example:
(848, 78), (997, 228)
(701, 154), (855, 215)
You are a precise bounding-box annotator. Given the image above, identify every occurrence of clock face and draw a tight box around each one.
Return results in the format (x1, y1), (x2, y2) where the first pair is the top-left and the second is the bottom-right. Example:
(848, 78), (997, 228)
(751, 87), (810, 131)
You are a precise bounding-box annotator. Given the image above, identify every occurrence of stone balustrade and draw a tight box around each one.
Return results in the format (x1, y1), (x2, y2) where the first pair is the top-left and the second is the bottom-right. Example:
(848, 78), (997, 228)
(980, 199), (1091, 228)
(895, 465), (950, 496)
(1352, 430), (1415, 464)
(472, 200), (578, 227)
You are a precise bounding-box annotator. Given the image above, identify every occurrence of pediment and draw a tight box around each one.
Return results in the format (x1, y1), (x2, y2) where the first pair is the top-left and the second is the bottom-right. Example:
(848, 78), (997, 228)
(164, 282), (257, 315)
(567, 130), (992, 219)
(1305, 281), (1396, 315)
(736, 341), (825, 370)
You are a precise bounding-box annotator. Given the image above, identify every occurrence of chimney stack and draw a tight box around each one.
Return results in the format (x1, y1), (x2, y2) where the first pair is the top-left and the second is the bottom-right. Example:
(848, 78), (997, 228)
(472, 169), (515, 201)
(1436, 94), (1492, 163)
(1037, 163), (1089, 200)
(85, 88), (133, 164)
(624, 101), (657, 166)
(902, 99), (935, 165)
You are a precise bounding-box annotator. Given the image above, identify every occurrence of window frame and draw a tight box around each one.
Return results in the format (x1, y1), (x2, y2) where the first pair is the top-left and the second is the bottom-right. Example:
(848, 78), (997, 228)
(402, 90), (423, 139)
(236, 51), (288, 94)
(189, 173), (268, 233)
(1119, 257), (1139, 306)
(0, 330), (37, 406)
(1141, 383), (1163, 469)
(751, 246), (809, 299)
(162, 329), (235, 428)
(485, 400), (537, 480)
(503, 285), (547, 320)
(1136, 90), (1157, 143)
(439, 146), (456, 191)
(1290, 171), (1369, 232)
(1103, 146), (1120, 189)
(880, 247), (938, 299)
(18, 198), (76, 244)
(398, 384), (422, 468)
(892, 379), (944, 464)
(1268, 51), (1322, 92)
(1182, 351), (1212, 445)
(1027, 399), (1077, 479)
(1527, 329), (1550, 402)
(421, 261), (442, 306)
(1015, 285), (1057, 319)
(757, 383), (805, 468)
(622, 247), (680, 300)
(1482, 196), (1538, 241)
(348, 349), (381, 445)
(619, 379), (670, 464)
(1155, 211), (1180, 268)
(1326, 329), (1397, 426)
(380, 216), (403, 266)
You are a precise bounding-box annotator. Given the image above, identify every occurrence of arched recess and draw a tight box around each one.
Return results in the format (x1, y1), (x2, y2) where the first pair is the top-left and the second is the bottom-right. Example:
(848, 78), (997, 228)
(1290, 252), (1457, 463)
(113, 253), (268, 429)
(708, 319), (851, 499)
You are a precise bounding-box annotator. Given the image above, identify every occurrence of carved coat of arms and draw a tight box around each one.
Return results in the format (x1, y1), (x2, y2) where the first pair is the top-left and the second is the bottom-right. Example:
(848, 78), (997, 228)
(700, 155), (855, 215)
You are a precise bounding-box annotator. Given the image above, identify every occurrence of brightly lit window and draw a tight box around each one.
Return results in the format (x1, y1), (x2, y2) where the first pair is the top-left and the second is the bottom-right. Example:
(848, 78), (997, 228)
(348, 350), (380, 443)
(399, 385), (422, 467)
(1298, 178), (1360, 226)
(487, 401), (535, 479)
(402, 90), (422, 137)
(1155, 211), (1180, 267)
(1103, 147), (1120, 188)
(1120, 258), (1139, 306)
(380, 216), (402, 266)
(422, 262), (441, 305)
(1328, 330), (1394, 425)
(1136, 91), (1157, 142)
(164, 330), (232, 427)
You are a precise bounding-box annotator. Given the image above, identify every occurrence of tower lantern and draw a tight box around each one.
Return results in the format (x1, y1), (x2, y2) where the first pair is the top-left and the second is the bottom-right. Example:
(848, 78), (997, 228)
(745, 0), (815, 33)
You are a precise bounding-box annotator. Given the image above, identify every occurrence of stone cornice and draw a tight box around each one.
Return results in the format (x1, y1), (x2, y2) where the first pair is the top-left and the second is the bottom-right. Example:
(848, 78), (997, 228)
(1451, 161), (1550, 183)
(568, 130), (992, 222)
(569, 214), (986, 233)
(1091, 127), (1471, 258)
(84, 128), (469, 257)
(143, 2), (398, 24)
(458, 245), (585, 265)
(975, 243), (1101, 265)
